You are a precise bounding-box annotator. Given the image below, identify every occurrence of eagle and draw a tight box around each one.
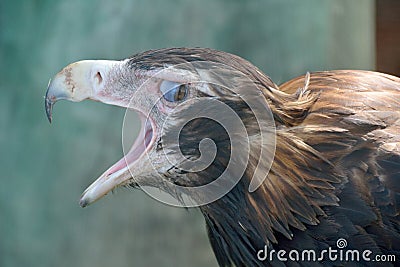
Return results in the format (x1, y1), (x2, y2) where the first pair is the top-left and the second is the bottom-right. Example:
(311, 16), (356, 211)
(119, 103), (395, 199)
(45, 48), (400, 266)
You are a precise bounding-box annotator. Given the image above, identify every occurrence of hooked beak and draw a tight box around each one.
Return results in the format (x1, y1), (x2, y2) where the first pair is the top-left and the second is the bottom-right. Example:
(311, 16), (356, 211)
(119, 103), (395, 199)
(45, 59), (156, 208)
(45, 60), (118, 122)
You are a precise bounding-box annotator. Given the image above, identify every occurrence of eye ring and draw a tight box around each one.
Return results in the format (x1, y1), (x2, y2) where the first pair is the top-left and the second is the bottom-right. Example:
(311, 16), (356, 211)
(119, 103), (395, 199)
(160, 80), (188, 102)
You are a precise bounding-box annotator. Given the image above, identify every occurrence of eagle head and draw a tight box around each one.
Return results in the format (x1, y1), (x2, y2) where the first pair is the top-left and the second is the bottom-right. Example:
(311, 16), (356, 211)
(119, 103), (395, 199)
(45, 48), (277, 208)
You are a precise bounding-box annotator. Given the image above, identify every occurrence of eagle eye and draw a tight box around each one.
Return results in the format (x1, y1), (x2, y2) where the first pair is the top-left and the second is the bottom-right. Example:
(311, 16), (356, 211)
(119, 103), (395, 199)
(160, 80), (187, 102)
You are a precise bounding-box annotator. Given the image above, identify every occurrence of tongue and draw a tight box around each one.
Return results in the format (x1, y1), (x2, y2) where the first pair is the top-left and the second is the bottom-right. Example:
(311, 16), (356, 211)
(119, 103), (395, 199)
(103, 115), (154, 176)
(145, 129), (153, 147)
(107, 121), (150, 176)
(144, 119), (153, 147)
(107, 135), (146, 176)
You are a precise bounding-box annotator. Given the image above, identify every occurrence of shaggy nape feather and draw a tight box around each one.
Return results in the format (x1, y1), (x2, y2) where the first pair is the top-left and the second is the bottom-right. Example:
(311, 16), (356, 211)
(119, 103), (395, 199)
(128, 48), (400, 267)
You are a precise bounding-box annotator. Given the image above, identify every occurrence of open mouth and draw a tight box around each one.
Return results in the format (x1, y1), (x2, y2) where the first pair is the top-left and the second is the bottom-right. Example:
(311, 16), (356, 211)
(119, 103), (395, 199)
(107, 113), (155, 176)
(79, 111), (155, 207)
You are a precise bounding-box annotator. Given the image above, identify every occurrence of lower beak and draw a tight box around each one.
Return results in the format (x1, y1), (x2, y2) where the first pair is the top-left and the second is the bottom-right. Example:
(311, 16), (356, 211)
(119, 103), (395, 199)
(79, 164), (132, 207)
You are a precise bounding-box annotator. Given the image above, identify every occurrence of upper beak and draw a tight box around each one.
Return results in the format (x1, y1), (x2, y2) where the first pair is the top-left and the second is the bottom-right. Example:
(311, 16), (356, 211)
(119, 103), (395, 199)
(45, 60), (118, 122)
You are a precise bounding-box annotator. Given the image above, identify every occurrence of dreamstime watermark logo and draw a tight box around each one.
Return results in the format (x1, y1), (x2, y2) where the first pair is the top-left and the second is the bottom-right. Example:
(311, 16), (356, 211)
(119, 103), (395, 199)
(122, 61), (276, 207)
(257, 238), (396, 263)
(336, 238), (347, 249)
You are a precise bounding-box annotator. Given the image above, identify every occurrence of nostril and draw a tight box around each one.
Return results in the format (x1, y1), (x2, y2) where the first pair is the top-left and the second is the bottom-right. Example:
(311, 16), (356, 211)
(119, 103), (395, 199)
(94, 71), (103, 85)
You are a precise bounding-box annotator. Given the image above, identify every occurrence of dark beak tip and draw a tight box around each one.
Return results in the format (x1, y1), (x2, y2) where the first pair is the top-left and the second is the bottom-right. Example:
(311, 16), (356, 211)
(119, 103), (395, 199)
(79, 198), (88, 208)
(46, 113), (52, 124)
(45, 96), (53, 123)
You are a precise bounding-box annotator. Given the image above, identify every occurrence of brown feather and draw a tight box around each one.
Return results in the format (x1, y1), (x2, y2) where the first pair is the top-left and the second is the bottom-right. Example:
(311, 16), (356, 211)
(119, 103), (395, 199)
(202, 69), (400, 266)
(127, 48), (400, 266)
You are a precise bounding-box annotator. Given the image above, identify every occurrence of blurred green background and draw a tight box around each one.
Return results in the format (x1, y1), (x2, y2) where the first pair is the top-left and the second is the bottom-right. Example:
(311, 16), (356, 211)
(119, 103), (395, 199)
(0, 0), (374, 266)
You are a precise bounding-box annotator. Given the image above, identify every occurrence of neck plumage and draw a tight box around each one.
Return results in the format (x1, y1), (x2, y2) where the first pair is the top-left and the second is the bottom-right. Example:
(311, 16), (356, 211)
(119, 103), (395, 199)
(199, 129), (344, 266)
(197, 74), (348, 265)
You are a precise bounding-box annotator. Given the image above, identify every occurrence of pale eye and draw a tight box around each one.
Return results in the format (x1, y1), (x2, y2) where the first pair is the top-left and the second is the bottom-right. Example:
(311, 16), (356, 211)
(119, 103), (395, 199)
(159, 80), (187, 102)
